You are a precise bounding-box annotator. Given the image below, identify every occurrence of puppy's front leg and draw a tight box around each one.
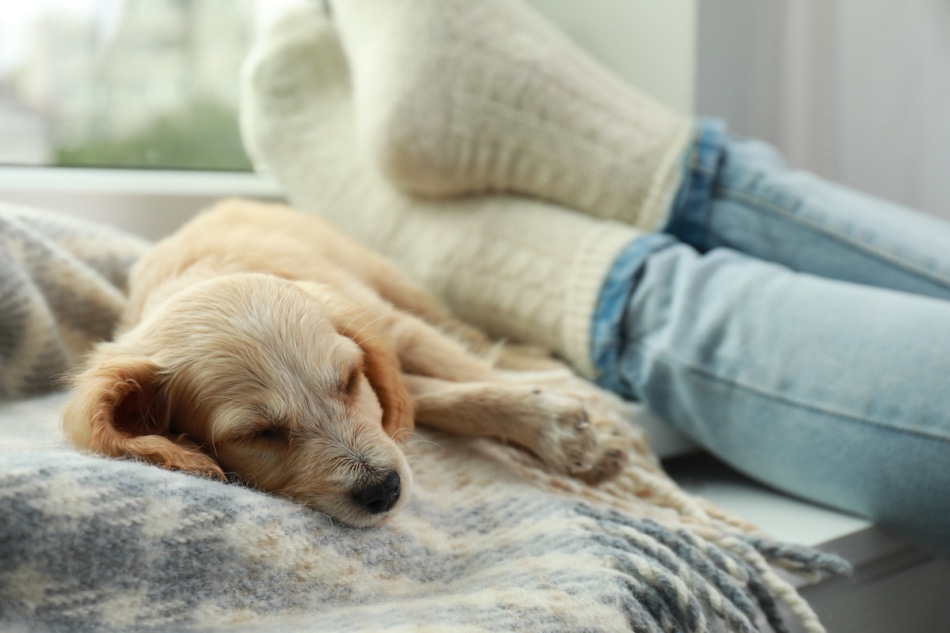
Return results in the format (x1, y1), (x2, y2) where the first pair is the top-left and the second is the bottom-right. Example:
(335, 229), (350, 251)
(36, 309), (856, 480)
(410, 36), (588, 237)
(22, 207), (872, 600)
(404, 375), (597, 475)
(387, 314), (499, 383)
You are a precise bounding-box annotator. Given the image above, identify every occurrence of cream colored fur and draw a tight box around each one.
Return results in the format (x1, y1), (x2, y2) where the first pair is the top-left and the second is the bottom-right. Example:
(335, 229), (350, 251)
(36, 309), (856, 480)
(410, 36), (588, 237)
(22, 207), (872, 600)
(63, 200), (631, 527)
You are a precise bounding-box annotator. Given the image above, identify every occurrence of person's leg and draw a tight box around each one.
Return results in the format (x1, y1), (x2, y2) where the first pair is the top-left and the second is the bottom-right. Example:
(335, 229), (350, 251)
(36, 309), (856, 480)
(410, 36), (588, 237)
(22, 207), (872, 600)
(592, 235), (950, 552)
(666, 120), (950, 300)
(327, 0), (950, 303)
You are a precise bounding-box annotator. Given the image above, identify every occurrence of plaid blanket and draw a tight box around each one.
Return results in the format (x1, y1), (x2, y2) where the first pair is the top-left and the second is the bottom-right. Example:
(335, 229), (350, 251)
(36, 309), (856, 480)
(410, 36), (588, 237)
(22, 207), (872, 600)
(0, 205), (848, 633)
(0, 202), (149, 397)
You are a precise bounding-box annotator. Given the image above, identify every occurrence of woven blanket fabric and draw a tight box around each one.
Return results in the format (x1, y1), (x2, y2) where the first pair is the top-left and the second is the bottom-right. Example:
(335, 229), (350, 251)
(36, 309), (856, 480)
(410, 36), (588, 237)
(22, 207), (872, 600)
(0, 206), (849, 633)
(0, 203), (149, 397)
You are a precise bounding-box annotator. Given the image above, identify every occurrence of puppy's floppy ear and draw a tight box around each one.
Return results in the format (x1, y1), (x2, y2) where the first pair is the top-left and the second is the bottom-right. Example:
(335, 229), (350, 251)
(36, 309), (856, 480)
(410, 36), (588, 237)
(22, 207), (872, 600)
(353, 328), (416, 440)
(62, 343), (225, 480)
(336, 312), (415, 442)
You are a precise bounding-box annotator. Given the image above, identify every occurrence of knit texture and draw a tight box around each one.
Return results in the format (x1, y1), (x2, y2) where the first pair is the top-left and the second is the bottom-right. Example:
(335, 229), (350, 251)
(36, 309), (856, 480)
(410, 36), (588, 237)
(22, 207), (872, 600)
(2, 386), (849, 633)
(0, 203), (149, 398)
(330, 0), (693, 229)
(241, 6), (640, 376)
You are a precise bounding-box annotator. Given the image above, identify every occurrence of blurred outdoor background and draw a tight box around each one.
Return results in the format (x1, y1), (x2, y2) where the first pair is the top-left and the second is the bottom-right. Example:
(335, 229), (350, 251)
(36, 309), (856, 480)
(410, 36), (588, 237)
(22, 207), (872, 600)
(0, 0), (258, 171)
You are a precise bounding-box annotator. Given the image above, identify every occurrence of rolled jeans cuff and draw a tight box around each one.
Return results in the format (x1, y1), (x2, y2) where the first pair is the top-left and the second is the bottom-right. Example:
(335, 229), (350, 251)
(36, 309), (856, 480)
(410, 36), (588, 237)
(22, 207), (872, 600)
(663, 118), (728, 249)
(589, 232), (677, 396)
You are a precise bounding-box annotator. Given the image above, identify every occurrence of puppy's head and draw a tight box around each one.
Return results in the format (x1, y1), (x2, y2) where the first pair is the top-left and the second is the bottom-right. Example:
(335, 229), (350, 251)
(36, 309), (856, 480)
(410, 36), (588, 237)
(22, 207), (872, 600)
(63, 273), (414, 527)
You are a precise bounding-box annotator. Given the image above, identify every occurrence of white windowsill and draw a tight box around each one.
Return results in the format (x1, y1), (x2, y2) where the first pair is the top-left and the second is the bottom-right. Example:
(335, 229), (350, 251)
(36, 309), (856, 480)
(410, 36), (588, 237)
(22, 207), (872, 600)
(0, 166), (284, 239)
(0, 166), (281, 197)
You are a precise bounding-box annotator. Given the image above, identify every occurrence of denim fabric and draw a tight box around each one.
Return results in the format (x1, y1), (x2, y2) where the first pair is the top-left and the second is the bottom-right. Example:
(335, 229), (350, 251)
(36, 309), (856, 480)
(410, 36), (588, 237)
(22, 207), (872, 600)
(589, 233), (677, 390)
(591, 119), (950, 552)
(669, 121), (950, 298)
(663, 118), (727, 247)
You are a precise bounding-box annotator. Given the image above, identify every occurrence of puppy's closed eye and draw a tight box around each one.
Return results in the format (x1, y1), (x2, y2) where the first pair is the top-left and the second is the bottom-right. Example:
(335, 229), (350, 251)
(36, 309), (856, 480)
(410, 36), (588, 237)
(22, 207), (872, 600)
(251, 425), (289, 443)
(228, 419), (290, 446)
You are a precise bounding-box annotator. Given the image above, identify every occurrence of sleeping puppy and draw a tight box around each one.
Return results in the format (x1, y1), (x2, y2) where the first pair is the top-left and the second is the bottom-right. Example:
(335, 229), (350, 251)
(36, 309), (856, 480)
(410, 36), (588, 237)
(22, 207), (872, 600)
(63, 200), (630, 527)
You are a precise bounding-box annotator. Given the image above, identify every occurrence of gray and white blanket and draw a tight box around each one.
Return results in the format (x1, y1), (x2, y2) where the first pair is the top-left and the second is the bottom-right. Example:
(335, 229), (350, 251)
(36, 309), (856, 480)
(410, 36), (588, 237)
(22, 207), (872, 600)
(0, 203), (149, 398)
(0, 205), (848, 633)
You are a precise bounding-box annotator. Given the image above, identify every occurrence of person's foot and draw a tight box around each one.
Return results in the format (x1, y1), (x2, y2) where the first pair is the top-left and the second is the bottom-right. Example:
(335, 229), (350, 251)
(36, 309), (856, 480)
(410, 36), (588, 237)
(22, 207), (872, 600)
(330, 0), (692, 228)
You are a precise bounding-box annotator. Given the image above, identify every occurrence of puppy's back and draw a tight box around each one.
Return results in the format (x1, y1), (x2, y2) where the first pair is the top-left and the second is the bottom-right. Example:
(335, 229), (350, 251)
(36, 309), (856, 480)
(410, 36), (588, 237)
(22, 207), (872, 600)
(124, 199), (402, 329)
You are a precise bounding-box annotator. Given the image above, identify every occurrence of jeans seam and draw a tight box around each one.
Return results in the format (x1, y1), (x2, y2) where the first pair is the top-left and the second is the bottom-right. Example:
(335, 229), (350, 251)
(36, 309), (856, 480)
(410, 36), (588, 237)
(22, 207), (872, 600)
(718, 185), (950, 291)
(638, 342), (950, 445)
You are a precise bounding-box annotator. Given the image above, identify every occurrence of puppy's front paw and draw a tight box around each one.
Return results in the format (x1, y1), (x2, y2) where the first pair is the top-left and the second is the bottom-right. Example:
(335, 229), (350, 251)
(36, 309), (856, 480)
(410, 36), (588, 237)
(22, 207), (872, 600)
(577, 430), (629, 485)
(501, 366), (641, 484)
(563, 391), (638, 485)
(531, 390), (598, 475)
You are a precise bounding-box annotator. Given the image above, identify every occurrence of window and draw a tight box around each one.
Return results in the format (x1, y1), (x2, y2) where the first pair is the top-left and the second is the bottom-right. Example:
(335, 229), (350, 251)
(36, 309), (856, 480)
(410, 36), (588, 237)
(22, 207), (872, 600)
(0, 0), (262, 171)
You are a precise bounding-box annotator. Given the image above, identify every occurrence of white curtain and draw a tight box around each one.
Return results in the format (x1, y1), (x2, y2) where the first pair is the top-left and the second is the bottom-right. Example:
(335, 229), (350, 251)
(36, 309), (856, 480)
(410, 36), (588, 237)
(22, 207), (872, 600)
(698, 0), (950, 220)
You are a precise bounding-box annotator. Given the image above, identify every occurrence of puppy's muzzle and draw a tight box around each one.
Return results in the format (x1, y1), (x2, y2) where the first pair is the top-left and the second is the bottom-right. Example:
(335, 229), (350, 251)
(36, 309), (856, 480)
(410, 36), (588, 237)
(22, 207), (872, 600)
(351, 470), (401, 514)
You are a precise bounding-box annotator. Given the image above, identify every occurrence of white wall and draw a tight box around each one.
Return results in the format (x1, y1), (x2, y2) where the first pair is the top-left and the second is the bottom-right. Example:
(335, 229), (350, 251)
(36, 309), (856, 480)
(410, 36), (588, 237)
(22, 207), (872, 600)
(697, 0), (950, 220)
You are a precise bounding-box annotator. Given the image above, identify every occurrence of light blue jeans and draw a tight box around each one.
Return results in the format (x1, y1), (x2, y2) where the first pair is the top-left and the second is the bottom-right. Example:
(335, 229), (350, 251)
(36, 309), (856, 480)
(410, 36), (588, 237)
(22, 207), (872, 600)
(591, 120), (950, 553)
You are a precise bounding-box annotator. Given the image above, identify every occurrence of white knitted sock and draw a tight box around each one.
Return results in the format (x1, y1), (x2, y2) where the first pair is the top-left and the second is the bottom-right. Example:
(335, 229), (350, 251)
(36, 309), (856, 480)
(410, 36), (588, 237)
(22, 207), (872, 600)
(241, 4), (642, 376)
(328, 0), (693, 230)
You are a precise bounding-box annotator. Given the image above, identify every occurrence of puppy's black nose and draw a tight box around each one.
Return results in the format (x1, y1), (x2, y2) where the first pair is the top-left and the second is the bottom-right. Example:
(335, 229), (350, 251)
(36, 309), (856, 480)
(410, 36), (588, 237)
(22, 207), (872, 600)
(352, 470), (401, 514)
